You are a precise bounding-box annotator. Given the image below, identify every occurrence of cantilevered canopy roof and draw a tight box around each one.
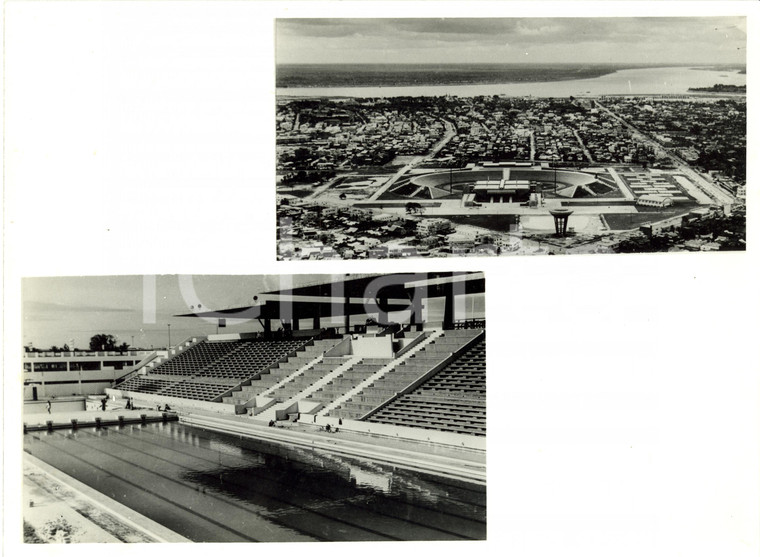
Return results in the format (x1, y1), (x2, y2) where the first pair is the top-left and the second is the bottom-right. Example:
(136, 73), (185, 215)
(175, 272), (485, 321)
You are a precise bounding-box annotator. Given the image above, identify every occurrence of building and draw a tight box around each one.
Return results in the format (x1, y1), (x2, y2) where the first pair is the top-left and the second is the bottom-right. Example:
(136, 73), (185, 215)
(637, 194), (675, 208)
(23, 350), (155, 399)
(417, 218), (454, 236)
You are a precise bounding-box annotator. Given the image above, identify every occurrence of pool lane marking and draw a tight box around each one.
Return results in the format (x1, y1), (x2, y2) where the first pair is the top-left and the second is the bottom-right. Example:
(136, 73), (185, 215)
(51, 429), (332, 543)
(90, 425), (454, 542)
(137, 423), (485, 531)
(128, 423), (485, 536)
(25, 433), (267, 543)
(69, 428), (400, 542)
(24, 453), (187, 543)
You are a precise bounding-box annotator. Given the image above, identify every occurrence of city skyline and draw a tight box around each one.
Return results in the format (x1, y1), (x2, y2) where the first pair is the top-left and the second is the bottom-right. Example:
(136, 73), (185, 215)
(276, 17), (746, 65)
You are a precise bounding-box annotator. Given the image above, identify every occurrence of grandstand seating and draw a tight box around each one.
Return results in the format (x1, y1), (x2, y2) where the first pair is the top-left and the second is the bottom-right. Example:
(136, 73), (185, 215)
(420, 340), (485, 394)
(117, 330), (487, 437)
(272, 356), (349, 402)
(160, 380), (232, 401)
(119, 337), (312, 402)
(117, 376), (178, 395)
(367, 339), (486, 436)
(328, 329), (482, 420)
(307, 359), (392, 405)
(148, 340), (243, 377)
(197, 339), (307, 380)
(223, 338), (341, 405)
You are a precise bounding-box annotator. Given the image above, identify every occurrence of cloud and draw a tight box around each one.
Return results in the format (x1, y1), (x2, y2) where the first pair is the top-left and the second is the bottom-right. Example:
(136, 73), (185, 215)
(276, 17), (746, 64)
(24, 300), (135, 314)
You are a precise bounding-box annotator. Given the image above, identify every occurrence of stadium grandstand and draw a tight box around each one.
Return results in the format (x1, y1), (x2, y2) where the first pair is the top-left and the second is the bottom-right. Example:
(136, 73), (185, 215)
(24, 272), (486, 542)
(109, 272), (486, 439)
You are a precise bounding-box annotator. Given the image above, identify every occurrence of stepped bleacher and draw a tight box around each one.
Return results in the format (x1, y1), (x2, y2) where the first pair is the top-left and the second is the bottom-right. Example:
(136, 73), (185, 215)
(117, 376), (178, 395)
(327, 329), (482, 420)
(272, 356), (348, 402)
(307, 358), (392, 406)
(367, 338), (486, 436)
(421, 339), (485, 394)
(222, 338), (342, 406)
(197, 339), (308, 381)
(116, 328), (486, 437)
(159, 380), (232, 401)
(119, 337), (313, 402)
(150, 340), (243, 377)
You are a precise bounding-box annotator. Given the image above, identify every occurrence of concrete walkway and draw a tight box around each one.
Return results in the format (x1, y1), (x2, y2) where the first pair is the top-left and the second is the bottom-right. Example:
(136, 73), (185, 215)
(180, 409), (486, 484)
(23, 453), (189, 543)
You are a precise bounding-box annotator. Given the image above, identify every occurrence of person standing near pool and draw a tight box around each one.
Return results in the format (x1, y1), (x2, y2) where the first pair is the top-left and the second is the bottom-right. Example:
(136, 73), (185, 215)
(46, 400), (51, 414)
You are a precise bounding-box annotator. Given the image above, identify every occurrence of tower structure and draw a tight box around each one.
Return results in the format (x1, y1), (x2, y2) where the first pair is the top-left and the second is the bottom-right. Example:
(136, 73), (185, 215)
(549, 208), (574, 236)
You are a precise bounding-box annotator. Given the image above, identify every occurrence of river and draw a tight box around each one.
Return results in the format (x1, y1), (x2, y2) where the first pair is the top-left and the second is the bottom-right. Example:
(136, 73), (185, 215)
(277, 66), (746, 98)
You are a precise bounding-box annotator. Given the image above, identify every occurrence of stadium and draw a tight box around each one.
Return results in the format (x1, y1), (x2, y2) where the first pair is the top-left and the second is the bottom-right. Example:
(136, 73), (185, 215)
(384, 166), (621, 203)
(23, 273), (486, 543)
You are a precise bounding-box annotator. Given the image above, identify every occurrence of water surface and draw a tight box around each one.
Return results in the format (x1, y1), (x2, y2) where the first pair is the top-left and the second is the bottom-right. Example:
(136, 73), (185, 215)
(24, 422), (486, 542)
(277, 67), (746, 98)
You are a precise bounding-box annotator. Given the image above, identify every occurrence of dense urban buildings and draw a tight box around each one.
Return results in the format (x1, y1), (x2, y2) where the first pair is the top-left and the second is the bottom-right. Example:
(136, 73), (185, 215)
(276, 94), (746, 258)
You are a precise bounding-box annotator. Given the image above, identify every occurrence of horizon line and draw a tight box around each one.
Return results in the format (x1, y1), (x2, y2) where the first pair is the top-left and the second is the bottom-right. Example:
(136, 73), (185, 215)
(277, 62), (746, 67)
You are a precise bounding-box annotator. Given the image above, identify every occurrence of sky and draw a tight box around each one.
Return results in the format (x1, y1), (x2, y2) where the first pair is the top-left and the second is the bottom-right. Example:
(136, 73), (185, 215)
(22, 274), (485, 350)
(276, 17), (746, 65)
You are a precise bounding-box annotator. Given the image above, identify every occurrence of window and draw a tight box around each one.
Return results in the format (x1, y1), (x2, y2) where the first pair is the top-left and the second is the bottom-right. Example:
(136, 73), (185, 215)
(33, 362), (68, 372)
(69, 361), (101, 371)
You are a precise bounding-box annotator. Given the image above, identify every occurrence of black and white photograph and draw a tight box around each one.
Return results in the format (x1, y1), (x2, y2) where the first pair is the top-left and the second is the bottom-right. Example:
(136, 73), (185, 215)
(21, 273), (486, 542)
(276, 17), (746, 259)
(3, 2), (759, 556)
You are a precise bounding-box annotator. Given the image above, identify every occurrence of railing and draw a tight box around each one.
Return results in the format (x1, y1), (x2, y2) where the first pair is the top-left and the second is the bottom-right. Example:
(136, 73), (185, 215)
(24, 350), (152, 359)
(452, 319), (486, 330)
(113, 350), (164, 386)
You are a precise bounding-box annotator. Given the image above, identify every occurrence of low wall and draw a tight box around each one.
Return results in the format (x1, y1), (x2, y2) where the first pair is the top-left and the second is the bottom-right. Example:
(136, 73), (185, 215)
(181, 414), (485, 482)
(409, 168), (598, 190)
(325, 337), (352, 357)
(105, 388), (241, 415)
(304, 415), (486, 452)
(24, 398), (86, 415)
(351, 336), (394, 358)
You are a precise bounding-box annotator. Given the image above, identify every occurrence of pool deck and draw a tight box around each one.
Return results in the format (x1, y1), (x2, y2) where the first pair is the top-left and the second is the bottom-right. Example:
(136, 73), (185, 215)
(23, 452), (190, 543)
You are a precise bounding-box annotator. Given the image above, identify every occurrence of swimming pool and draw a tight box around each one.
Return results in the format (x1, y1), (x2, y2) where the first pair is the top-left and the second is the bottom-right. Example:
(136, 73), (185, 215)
(24, 422), (486, 542)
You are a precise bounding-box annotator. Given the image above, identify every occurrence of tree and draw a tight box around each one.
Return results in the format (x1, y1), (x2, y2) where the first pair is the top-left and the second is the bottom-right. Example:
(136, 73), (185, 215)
(89, 334), (118, 351)
(405, 201), (422, 214)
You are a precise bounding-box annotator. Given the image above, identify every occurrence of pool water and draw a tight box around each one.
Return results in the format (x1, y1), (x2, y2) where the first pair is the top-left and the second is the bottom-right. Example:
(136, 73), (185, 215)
(24, 421), (486, 542)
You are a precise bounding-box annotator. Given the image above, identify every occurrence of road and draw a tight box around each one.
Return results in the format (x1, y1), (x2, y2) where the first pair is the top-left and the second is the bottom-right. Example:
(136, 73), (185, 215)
(368, 117), (457, 201)
(306, 175), (343, 200)
(572, 128), (595, 163)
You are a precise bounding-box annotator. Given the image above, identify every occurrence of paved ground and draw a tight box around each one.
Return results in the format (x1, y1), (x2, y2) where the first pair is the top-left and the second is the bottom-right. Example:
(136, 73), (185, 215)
(23, 453), (189, 543)
(182, 409), (487, 483)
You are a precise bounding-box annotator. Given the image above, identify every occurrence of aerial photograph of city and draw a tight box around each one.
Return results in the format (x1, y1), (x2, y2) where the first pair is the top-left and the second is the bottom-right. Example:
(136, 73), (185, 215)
(276, 17), (746, 259)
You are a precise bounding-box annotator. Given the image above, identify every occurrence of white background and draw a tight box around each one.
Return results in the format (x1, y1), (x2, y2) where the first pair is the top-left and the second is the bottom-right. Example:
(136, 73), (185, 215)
(3, 2), (759, 556)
